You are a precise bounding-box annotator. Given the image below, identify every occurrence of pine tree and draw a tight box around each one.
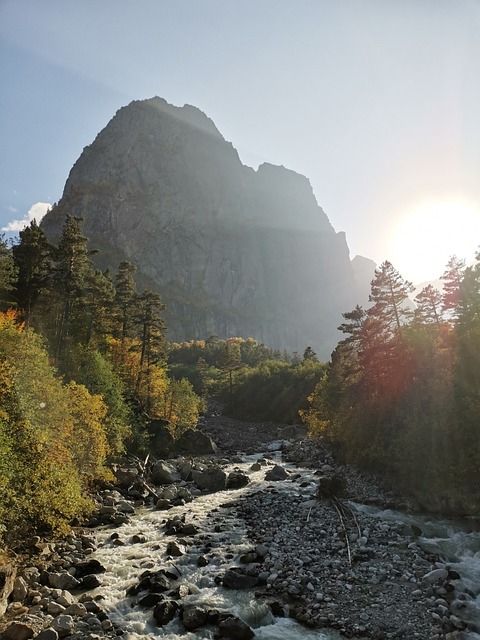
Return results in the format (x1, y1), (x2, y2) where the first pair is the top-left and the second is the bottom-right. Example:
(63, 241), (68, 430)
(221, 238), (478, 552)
(50, 215), (94, 358)
(12, 220), (53, 324)
(441, 255), (466, 320)
(414, 284), (442, 326)
(219, 339), (242, 400)
(83, 268), (115, 345)
(113, 261), (138, 340)
(0, 235), (18, 311)
(303, 346), (318, 361)
(368, 261), (414, 340)
(133, 289), (166, 367)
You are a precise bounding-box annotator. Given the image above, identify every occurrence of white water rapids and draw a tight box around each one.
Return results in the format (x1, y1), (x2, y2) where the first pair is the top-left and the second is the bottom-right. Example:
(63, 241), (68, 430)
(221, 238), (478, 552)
(91, 454), (344, 639)
(90, 453), (480, 639)
(355, 504), (480, 639)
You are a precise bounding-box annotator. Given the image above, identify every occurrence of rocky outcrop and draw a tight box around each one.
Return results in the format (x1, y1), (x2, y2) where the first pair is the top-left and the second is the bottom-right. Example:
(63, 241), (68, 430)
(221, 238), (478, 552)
(41, 97), (371, 358)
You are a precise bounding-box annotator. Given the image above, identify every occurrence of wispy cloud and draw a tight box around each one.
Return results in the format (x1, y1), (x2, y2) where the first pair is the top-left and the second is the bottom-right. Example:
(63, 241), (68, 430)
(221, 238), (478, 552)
(2, 202), (51, 232)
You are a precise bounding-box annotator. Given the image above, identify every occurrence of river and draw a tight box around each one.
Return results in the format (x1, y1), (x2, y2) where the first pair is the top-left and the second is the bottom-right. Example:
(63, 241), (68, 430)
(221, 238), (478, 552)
(91, 452), (480, 639)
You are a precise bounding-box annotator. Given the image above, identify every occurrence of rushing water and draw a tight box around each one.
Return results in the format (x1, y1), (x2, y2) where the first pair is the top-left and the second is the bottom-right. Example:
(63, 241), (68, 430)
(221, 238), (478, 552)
(92, 455), (345, 639)
(355, 503), (480, 639)
(91, 453), (480, 639)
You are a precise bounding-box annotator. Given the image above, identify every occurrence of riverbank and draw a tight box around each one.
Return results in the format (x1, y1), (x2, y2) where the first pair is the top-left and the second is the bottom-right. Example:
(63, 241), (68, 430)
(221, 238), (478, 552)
(0, 417), (475, 639)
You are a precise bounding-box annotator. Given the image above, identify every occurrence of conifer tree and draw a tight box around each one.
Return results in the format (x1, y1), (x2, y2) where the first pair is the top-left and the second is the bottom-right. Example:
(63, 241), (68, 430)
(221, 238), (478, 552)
(12, 220), (53, 324)
(441, 255), (466, 320)
(113, 261), (138, 340)
(368, 260), (414, 339)
(133, 289), (166, 367)
(0, 235), (18, 311)
(50, 215), (95, 358)
(414, 284), (442, 326)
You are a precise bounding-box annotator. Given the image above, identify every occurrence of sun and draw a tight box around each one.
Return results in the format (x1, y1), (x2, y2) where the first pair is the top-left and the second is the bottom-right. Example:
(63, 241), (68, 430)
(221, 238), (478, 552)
(391, 199), (480, 284)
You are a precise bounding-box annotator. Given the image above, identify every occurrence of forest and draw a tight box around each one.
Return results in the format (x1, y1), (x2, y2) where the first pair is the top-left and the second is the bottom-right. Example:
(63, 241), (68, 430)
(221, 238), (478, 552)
(0, 216), (324, 543)
(301, 256), (480, 511)
(1, 215), (479, 544)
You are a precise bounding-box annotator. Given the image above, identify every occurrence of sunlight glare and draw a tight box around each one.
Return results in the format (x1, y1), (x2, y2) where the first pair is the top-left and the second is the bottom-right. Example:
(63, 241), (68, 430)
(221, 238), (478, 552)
(392, 199), (480, 283)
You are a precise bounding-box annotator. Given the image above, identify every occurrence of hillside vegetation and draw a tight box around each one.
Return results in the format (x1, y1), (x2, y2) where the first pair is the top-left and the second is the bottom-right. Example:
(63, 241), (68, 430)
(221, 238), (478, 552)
(301, 256), (480, 512)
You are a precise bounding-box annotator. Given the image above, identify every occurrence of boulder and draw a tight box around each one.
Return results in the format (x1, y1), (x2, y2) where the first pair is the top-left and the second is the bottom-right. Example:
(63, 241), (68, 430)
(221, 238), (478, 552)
(74, 559), (106, 578)
(423, 568), (449, 584)
(218, 614), (255, 639)
(34, 629), (59, 640)
(79, 574), (102, 590)
(150, 461), (178, 485)
(12, 576), (28, 602)
(264, 465), (288, 481)
(316, 474), (346, 499)
(166, 541), (186, 557)
(47, 572), (80, 591)
(192, 467), (227, 492)
(222, 568), (259, 589)
(0, 562), (17, 616)
(50, 615), (75, 637)
(182, 605), (209, 630)
(127, 571), (171, 596)
(175, 429), (218, 455)
(153, 599), (178, 626)
(226, 471), (250, 489)
(2, 622), (35, 640)
(149, 419), (175, 458)
(155, 499), (172, 510)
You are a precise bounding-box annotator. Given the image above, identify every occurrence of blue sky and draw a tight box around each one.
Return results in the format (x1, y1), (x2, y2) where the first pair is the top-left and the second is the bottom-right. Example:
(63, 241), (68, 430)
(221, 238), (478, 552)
(2, 0), (480, 283)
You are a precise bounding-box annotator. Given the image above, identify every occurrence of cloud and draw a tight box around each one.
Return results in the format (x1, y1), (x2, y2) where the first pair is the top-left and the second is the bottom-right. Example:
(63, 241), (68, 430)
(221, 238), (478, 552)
(2, 202), (51, 232)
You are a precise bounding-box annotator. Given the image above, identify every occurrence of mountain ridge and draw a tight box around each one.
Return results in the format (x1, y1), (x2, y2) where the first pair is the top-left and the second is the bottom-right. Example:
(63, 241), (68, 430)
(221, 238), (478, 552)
(41, 97), (374, 357)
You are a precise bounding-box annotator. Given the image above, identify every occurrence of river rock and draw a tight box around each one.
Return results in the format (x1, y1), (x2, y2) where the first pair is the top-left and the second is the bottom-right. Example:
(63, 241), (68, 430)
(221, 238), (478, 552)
(0, 562), (17, 615)
(47, 573), (80, 591)
(226, 471), (250, 489)
(153, 599), (178, 626)
(423, 568), (449, 584)
(2, 622), (35, 640)
(79, 574), (102, 590)
(74, 559), (106, 578)
(178, 461), (193, 480)
(50, 615), (75, 637)
(12, 576), (28, 602)
(222, 568), (259, 589)
(182, 605), (209, 630)
(128, 570), (171, 596)
(34, 629), (59, 640)
(175, 429), (218, 455)
(264, 465), (288, 481)
(64, 602), (88, 616)
(155, 498), (172, 510)
(317, 474), (347, 498)
(166, 541), (186, 557)
(218, 614), (255, 639)
(192, 467), (227, 492)
(150, 461), (178, 485)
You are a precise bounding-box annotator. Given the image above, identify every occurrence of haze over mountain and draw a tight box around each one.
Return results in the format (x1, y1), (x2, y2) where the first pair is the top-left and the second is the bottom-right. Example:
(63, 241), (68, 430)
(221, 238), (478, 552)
(41, 97), (375, 357)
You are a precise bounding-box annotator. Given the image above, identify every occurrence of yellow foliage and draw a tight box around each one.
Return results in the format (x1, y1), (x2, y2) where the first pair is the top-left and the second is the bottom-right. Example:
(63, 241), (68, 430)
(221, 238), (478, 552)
(66, 382), (111, 481)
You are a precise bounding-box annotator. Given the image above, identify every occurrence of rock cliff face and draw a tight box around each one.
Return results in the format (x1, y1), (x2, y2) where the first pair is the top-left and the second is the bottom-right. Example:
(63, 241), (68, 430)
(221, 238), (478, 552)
(41, 97), (369, 357)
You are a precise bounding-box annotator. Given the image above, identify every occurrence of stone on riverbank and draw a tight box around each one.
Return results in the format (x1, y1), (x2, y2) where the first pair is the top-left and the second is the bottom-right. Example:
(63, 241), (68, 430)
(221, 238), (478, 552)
(264, 465), (288, 481)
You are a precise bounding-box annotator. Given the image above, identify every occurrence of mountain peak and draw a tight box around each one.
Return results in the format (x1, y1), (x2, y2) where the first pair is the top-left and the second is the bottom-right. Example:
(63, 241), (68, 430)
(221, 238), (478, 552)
(41, 97), (369, 357)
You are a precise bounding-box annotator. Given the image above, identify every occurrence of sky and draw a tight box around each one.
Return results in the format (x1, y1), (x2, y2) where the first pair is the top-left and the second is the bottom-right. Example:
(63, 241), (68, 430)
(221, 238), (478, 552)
(2, 0), (480, 285)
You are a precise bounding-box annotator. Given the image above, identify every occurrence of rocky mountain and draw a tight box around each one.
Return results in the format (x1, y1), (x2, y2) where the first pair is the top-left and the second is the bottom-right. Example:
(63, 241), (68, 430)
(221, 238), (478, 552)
(41, 97), (373, 358)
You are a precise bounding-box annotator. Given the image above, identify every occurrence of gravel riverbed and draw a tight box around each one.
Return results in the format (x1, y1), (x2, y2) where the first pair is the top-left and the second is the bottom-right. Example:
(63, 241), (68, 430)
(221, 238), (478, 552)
(0, 417), (473, 640)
